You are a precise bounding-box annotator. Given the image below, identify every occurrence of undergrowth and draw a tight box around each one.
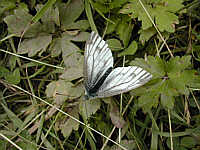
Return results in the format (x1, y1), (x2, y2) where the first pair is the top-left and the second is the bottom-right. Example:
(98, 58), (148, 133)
(0, 0), (200, 150)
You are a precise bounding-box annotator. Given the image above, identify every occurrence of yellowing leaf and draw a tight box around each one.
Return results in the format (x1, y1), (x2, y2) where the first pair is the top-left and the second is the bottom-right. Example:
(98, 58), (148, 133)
(109, 101), (125, 128)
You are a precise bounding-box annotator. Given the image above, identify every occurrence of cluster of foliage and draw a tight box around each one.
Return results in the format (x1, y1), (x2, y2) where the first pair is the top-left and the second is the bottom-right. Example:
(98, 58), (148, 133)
(0, 0), (200, 149)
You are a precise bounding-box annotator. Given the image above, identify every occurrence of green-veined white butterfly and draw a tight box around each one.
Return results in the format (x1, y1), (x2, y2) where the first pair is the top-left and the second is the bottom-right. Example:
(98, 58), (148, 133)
(84, 31), (152, 100)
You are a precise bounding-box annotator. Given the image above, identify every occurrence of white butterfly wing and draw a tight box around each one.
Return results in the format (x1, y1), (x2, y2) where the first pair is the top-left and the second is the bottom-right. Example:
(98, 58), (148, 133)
(84, 32), (113, 89)
(96, 66), (152, 98)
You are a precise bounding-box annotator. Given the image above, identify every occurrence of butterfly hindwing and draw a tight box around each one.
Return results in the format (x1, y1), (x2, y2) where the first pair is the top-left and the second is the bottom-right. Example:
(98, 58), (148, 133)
(84, 32), (113, 90)
(96, 66), (152, 98)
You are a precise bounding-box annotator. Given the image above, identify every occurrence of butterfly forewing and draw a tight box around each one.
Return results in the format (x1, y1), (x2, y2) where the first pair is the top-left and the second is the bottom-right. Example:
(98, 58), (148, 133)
(96, 66), (152, 98)
(84, 32), (113, 90)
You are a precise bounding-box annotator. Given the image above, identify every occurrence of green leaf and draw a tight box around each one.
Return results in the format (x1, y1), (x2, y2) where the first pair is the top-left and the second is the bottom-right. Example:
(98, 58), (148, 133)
(139, 27), (157, 45)
(18, 34), (52, 57)
(5, 68), (20, 84)
(109, 140), (136, 150)
(61, 31), (90, 42)
(61, 40), (82, 68)
(79, 99), (101, 120)
(32, 0), (57, 23)
(45, 80), (83, 105)
(1, 103), (23, 129)
(0, 0), (16, 16)
(64, 20), (90, 30)
(161, 93), (174, 109)
(120, 1), (152, 30)
(61, 106), (79, 138)
(8, 55), (17, 71)
(0, 66), (9, 78)
(49, 38), (62, 57)
(120, 0), (184, 34)
(138, 93), (159, 112)
(180, 136), (196, 148)
(60, 56), (83, 81)
(35, 4), (60, 33)
(154, 7), (178, 32)
(59, 0), (84, 30)
(118, 40), (138, 57)
(116, 18), (134, 47)
(4, 9), (42, 38)
(85, 0), (98, 33)
(166, 56), (191, 73)
(106, 16), (120, 34)
(106, 39), (123, 51)
(130, 56), (165, 77)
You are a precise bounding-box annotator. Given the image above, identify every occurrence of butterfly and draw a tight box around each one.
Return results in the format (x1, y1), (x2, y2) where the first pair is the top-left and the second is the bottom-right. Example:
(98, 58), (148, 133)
(84, 31), (152, 100)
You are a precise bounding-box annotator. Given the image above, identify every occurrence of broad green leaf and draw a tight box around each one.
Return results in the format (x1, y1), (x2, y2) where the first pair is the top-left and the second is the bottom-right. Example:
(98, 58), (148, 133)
(139, 27), (157, 45)
(60, 56), (83, 81)
(59, 0), (84, 30)
(109, 140), (136, 150)
(79, 99), (101, 120)
(153, 7), (178, 33)
(1, 103), (23, 129)
(5, 68), (20, 84)
(161, 93), (174, 109)
(92, 1), (109, 13)
(36, 4), (60, 27)
(0, 0), (16, 15)
(85, 0), (98, 33)
(116, 18), (134, 47)
(4, 9), (42, 38)
(138, 93), (159, 112)
(120, 1), (152, 30)
(130, 56), (165, 77)
(18, 34), (52, 57)
(61, 106), (79, 138)
(8, 55), (17, 71)
(180, 136), (196, 148)
(18, 140), (37, 150)
(64, 20), (90, 30)
(165, 0), (184, 12)
(61, 31), (90, 42)
(61, 40), (82, 68)
(118, 40), (138, 57)
(166, 56), (191, 73)
(49, 38), (62, 57)
(106, 16), (120, 34)
(36, 4), (58, 33)
(32, 0), (57, 23)
(107, 39), (123, 51)
(46, 80), (83, 105)
(168, 72), (190, 96)
(120, 0), (184, 35)
(0, 66), (9, 78)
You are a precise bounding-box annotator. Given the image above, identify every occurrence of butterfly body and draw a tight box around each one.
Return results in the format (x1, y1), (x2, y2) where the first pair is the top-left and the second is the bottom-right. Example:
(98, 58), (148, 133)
(84, 31), (152, 100)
